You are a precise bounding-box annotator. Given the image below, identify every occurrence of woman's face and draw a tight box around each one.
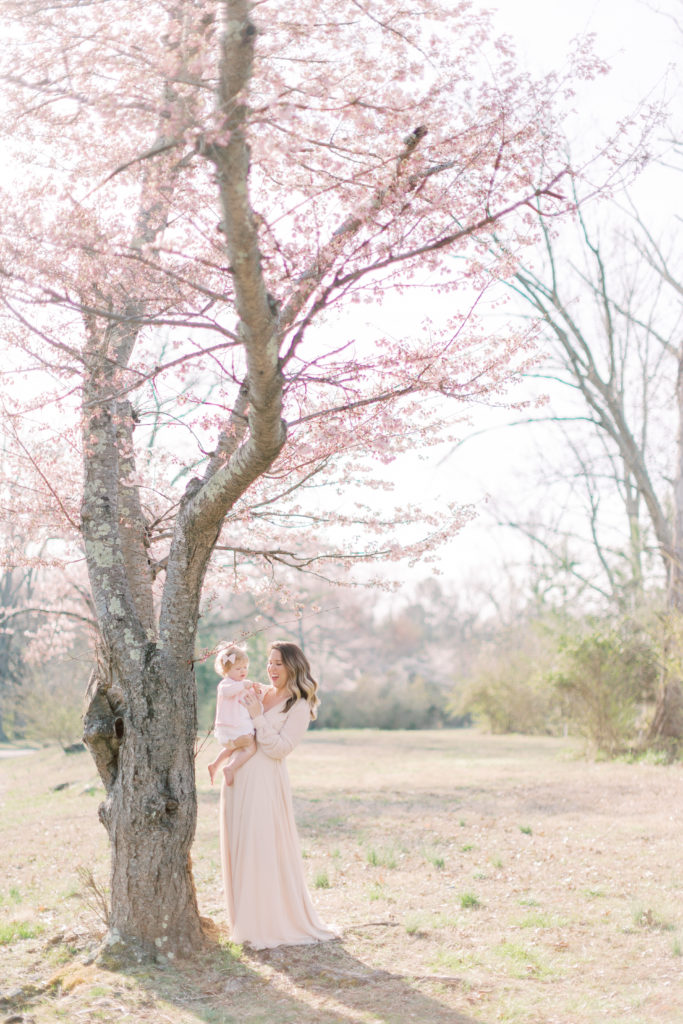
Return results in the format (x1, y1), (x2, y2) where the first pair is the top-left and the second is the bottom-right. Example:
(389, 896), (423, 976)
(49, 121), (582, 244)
(267, 649), (289, 690)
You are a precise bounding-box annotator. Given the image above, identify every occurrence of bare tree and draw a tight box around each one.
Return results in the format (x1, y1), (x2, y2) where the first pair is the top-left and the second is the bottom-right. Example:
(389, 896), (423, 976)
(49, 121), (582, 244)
(506, 198), (683, 741)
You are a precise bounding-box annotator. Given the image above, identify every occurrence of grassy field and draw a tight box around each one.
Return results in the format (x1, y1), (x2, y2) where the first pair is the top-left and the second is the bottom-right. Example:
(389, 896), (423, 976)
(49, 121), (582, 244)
(1, 729), (682, 1024)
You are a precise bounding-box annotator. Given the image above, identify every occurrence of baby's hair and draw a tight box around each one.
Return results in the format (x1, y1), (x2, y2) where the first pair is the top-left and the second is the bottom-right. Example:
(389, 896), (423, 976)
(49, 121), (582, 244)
(214, 642), (248, 676)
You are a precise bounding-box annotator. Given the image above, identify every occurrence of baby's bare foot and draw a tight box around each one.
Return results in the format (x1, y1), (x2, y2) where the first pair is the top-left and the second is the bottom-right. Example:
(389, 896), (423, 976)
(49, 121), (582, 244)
(223, 765), (235, 787)
(208, 762), (217, 785)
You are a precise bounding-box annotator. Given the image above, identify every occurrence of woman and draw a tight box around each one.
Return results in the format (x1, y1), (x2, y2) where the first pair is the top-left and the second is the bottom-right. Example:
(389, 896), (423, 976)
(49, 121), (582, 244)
(219, 639), (337, 949)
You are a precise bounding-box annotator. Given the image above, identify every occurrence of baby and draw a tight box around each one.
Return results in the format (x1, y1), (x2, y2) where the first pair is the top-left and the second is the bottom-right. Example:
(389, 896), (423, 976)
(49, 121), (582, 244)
(208, 643), (258, 787)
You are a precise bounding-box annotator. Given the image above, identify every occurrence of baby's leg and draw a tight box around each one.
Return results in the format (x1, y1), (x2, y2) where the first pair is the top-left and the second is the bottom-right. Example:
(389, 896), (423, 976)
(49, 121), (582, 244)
(208, 743), (234, 785)
(222, 737), (257, 787)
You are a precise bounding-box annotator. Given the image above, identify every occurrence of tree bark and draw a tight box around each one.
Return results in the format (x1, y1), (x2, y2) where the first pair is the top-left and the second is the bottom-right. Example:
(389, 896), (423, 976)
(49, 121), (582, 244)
(668, 348), (683, 611)
(79, 0), (286, 956)
(648, 346), (683, 747)
(647, 676), (683, 746)
(83, 647), (205, 956)
(81, 377), (208, 956)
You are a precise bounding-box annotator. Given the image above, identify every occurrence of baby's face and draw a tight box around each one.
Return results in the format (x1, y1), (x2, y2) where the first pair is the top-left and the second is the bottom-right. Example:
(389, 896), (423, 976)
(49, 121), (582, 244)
(227, 659), (249, 681)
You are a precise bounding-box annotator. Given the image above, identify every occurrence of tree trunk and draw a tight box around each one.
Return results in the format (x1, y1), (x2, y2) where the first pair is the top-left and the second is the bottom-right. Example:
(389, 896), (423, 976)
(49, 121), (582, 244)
(647, 676), (683, 746)
(668, 348), (683, 612)
(84, 647), (205, 958)
(649, 348), (683, 747)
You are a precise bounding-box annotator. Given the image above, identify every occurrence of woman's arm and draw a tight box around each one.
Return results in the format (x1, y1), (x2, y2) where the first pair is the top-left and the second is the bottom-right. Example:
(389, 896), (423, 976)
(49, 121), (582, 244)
(251, 700), (311, 760)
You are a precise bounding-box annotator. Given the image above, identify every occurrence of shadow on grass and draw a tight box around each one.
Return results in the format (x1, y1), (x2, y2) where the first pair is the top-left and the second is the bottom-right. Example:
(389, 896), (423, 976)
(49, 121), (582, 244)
(245, 937), (483, 1024)
(120, 933), (485, 1024)
(21, 931), (485, 1024)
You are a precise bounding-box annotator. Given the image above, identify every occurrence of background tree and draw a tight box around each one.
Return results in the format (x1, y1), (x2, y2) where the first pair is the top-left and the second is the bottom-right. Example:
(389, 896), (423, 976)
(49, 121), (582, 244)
(0, 518), (94, 741)
(487, 197), (683, 742)
(0, 0), (616, 956)
(0, 556), (38, 742)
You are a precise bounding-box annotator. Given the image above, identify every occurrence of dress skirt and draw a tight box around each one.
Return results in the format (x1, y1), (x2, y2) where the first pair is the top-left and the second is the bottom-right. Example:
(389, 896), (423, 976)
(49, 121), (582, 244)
(219, 698), (337, 949)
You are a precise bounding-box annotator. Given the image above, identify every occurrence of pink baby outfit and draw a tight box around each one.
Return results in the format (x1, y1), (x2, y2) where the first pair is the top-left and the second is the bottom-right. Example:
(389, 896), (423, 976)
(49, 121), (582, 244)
(214, 679), (255, 749)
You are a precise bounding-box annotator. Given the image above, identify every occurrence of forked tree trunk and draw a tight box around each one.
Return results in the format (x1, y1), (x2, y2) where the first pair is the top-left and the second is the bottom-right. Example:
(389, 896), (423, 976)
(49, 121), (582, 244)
(84, 646), (205, 957)
(77, 59), (286, 961)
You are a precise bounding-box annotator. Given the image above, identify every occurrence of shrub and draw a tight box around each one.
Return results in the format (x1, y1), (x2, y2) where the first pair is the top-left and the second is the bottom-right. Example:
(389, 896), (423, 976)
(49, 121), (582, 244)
(456, 621), (562, 735)
(19, 665), (86, 747)
(314, 672), (456, 730)
(550, 622), (658, 755)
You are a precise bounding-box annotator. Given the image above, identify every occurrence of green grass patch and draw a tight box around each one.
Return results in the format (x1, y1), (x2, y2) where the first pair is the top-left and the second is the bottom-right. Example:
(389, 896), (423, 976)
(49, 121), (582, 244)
(402, 910), (462, 935)
(88, 986), (110, 998)
(0, 920), (43, 945)
(459, 890), (480, 909)
(0, 886), (24, 907)
(519, 825), (532, 835)
(313, 870), (330, 889)
(426, 853), (445, 869)
(366, 846), (397, 869)
(517, 910), (563, 929)
(632, 906), (676, 932)
(47, 942), (80, 966)
(218, 938), (244, 959)
(496, 940), (552, 979)
(430, 912), (461, 929)
(430, 948), (479, 972)
(584, 888), (607, 900)
(413, 911), (460, 931)
(404, 913), (426, 936)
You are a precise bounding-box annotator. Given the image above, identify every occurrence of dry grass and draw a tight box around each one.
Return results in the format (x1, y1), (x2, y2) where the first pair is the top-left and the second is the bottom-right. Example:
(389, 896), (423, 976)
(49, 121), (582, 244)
(1, 729), (682, 1024)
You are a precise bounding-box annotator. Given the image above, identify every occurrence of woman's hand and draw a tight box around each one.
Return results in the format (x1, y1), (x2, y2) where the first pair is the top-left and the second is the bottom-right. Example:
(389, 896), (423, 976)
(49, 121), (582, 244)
(241, 688), (263, 719)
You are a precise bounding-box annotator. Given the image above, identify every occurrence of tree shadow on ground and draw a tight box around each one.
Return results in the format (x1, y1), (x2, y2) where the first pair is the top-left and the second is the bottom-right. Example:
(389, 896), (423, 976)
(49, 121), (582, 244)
(243, 937), (485, 1024)
(5, 932), (479, 1024)
(3, 920), (488, 1024)
(126, 932), (486, 1024)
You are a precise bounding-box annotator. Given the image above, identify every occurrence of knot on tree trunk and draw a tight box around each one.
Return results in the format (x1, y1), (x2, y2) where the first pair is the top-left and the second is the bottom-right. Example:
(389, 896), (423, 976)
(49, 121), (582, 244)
(144, 789), (181, 830)
(83, 669), (126, 792)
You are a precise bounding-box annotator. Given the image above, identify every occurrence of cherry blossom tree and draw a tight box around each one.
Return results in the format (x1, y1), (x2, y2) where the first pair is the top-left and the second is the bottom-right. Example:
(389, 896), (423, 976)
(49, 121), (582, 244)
(0, 0), (612, 956)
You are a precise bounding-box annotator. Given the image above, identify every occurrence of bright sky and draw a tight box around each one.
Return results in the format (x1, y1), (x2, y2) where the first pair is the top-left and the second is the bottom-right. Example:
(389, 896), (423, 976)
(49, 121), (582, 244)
(496, 0), (678, 102)
(499, 0), (681, 215)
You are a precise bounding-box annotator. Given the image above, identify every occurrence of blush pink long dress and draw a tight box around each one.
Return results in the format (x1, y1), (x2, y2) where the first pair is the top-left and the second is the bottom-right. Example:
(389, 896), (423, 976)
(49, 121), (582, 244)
(219, 696), (337, 949)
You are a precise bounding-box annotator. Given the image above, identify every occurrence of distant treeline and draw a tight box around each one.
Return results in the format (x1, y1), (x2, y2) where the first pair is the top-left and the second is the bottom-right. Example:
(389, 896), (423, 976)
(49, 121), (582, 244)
(312, 675), (471, 730)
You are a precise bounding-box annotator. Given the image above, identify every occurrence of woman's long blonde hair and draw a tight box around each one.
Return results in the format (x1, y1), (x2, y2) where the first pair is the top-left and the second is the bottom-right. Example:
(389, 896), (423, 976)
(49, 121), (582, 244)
(270, 640), (320, 719)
